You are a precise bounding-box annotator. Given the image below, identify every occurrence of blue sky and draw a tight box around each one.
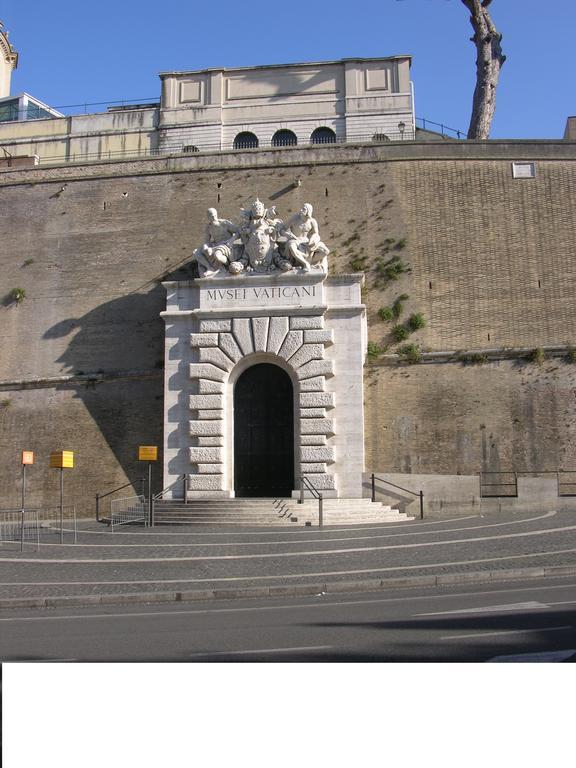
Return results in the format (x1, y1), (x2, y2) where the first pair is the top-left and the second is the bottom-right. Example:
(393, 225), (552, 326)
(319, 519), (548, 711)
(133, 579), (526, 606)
(1, 0), (574, 138)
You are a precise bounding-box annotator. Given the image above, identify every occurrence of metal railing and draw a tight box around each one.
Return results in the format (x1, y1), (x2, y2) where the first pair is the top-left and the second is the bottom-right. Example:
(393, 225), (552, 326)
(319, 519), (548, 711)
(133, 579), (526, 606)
(297, 476), (324, 528)
(558, 471), (576, 497)
(0, 507), (77, 550)
(415, 116), (465, 140)
(370, 474), (424, 519)
(110, 495), (147, 532)
(479, 472), (519, 498)
(95, 478), (145, 522)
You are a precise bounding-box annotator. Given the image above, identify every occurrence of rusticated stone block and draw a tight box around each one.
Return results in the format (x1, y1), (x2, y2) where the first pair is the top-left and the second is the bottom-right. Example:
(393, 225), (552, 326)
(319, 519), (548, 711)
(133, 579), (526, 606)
(218, 333), (243, 363)
(301, 418), (335, 435)
(197, 463), (224, 474)
(189, 447), (223, 463)
(199, 346), (234, 371)
(300, 392), (335, 409)
(199, 320), (231, 332)
(300, 434), (327, 445)
(188, 474), (224, 491)
(189, 394), (223, 410)
(197, 436), (224, 446)
(300, 408), (326, 418)
(296, 360), (334, 380)
(198, 379), (224, 394)
(290, 316), (324, 330)
(267, 316), (289, 354)
(302, 473), (336, 490)
(252, 317), (269, 352)
(288, 343), (324, 369)
(190, 333), (218, 348)
(196, 409), (224, 420)
(301, 446), (335, 463)
(189, 420), (224, 436)
(300, 462), (327, 473)
(304, 329), (334, 345)
(299, 376), (326, 392)
(278, 330), (303, 360)
(232, 318), (254, 355)
(190, 363), (227, 382)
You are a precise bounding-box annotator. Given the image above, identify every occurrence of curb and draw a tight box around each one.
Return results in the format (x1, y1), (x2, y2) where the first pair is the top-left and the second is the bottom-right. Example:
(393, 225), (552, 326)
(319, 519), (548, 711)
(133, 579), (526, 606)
(1, 564), (576, 611)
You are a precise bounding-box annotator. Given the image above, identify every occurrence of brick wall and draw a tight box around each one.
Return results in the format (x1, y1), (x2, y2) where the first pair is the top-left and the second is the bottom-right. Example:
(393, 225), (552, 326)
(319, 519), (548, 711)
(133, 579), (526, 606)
(0, 141), (575, 509)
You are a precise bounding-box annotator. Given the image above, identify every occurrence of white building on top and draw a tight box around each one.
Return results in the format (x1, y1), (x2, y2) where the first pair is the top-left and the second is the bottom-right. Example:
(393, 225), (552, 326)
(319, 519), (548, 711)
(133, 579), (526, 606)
(159, 56), (415, 152)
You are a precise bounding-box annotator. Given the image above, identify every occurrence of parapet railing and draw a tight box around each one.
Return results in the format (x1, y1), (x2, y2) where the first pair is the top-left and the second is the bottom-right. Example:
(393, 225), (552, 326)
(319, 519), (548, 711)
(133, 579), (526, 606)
(95, 478), (146, 523)
(297, 476), (324, 528)
(370, 474), (424, 519)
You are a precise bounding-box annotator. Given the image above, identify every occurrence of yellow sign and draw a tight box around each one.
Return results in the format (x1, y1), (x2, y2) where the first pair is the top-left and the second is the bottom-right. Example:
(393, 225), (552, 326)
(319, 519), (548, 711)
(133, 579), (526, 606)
(50, 451), (74, 469)
(138, 446), (158, 462)
(21, 451), (34, 465)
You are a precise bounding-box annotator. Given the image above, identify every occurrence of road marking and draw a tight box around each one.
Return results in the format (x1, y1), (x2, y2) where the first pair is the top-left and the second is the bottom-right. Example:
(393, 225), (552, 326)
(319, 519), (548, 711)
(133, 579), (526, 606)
(442, 626), (573, 640)
(417, 601), (548, 616)
(1, 548), (575, 589)
(187, 645), (333, 658)
(31, 511), (554, 549)
(2, 584), (576, 624)
(0, 515), (570, 564)
(487, 649), (576, 662)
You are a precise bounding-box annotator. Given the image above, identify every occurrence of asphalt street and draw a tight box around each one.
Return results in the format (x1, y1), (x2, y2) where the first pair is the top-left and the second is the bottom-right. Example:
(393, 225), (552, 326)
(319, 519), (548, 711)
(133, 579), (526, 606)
(1, 577), (575, 661)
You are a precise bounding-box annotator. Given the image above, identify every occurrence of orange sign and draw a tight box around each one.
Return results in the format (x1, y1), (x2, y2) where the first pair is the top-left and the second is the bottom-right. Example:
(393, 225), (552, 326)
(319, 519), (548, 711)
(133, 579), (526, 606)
(138, 446), (158, 461)
(21, 451), (34, 465)
(50, 451), (74, 469)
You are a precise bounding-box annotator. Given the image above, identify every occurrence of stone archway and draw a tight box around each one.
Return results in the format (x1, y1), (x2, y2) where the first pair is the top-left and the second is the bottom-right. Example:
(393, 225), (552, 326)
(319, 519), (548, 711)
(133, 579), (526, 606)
(233, 363), (294, 497)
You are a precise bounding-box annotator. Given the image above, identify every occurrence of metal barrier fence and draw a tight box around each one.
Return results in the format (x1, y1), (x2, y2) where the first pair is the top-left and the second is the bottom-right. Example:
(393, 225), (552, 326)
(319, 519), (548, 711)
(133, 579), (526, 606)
(479, 472), (518, 498)
(110, 495), (147, 532)
(0, 507), (77, 550)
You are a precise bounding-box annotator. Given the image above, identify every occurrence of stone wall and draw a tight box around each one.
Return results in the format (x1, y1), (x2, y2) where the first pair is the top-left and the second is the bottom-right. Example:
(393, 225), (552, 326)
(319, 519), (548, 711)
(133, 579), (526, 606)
(1, 140), (575, 510)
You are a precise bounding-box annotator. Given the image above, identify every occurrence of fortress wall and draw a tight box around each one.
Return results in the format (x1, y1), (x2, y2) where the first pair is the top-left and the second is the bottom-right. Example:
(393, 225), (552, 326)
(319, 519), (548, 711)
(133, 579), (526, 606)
(0, 142), (575, 509)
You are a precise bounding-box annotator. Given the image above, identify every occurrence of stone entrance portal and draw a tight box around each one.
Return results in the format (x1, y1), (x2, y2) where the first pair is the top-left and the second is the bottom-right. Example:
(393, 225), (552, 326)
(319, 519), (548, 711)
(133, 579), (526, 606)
(234, 363), (294, 497)
(160, 197), (368, 501)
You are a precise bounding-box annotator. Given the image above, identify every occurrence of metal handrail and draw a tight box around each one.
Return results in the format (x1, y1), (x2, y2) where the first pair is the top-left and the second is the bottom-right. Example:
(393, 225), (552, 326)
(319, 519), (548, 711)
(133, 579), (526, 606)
(297, 476), (324, 528)
(95, 478), (145, 522)
(370, 473), (424, 520)
(153, 474), (187, 502)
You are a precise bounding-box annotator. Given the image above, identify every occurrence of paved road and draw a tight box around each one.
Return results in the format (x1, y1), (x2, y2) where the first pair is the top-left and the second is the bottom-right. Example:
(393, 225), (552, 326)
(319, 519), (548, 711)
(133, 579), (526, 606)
(1, 577), (575, 661)
(1, 509), (575, 603)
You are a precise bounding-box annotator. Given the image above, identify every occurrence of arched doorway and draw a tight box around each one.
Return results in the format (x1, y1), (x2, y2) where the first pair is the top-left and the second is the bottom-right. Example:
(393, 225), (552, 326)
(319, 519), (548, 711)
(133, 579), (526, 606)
(234, 363), (294, 497)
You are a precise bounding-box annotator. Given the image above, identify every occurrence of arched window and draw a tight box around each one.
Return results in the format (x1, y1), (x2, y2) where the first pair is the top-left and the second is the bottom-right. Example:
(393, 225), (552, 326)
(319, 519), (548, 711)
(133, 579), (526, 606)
(233, 132), (259, 150)
(310, 127), (336, 145)
(372, 133), (390, 143)
(272, 129), (297, 147)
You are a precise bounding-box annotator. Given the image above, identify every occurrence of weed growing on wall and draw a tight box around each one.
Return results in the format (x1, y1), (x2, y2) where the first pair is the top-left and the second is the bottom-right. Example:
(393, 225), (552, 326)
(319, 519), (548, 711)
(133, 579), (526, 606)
(407, 313), (426, 332)
(397, 344), (422, 364)
(391, 325), (411, 343)
(10, 288), (26, 304)
(367, 341), (385, 361)
(528, 347), (546, 365)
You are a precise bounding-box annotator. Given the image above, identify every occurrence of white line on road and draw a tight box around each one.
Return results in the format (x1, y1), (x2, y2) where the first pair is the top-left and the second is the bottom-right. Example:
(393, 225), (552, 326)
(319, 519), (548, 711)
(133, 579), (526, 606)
(0, 515), (570, 564)
(30, 511), (555, 549)
(442, 626), (573, 640)
(1, 546), (575, 586)
(417, 601), (548, 616)
(187, 645), (333, 658)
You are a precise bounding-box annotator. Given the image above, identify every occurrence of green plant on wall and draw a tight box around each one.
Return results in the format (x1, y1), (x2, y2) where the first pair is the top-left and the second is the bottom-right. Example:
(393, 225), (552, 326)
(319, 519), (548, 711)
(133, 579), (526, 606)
(391, 324), (410, 343)
(392, 294), (409, 319)
(10, 288), (26, 304)
(350, 255), (368, 272)
(528, 347), (546, 365)
(375, 255), (411, 285)
(378, 306), (393, 321)
(366, 341), (385, 361)
(0, 398), (12, 409)
(566, 347), (576, 364)
(397, 343), (422, 364)
(407, 313), (426, 332)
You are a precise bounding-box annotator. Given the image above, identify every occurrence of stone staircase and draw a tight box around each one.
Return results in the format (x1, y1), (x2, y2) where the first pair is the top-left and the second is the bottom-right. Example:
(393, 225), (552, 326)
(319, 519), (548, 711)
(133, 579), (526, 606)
(152, 498), (412, 526)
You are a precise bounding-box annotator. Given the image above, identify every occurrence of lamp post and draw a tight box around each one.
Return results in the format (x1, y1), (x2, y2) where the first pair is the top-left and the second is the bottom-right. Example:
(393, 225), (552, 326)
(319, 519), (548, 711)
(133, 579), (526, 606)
(398, 121), (406, 141)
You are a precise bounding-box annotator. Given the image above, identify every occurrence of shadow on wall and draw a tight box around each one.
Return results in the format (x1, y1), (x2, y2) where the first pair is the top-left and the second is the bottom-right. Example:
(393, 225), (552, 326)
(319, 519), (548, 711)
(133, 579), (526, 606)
(40, 269), (193, 497)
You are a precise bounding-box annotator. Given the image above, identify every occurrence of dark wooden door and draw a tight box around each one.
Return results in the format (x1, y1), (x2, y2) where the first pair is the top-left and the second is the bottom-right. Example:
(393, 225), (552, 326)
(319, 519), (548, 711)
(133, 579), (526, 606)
(234, 364), (294, 497)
